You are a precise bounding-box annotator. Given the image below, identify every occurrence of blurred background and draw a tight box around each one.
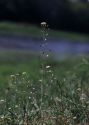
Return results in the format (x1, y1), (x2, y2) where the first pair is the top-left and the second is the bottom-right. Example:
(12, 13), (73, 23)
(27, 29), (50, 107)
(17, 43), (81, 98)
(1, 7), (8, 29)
(0, 0), (89, 85)
(0, 0), (89, 32)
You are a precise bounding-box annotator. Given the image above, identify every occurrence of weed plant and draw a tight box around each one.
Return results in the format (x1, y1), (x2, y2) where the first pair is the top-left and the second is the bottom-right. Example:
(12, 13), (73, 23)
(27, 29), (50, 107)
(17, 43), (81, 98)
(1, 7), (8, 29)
(0, 23), (89, 125)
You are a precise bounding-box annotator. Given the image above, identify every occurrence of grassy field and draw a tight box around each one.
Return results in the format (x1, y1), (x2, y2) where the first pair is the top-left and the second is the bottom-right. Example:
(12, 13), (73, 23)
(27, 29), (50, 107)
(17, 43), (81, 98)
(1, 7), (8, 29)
(0, 22), (89, 41)
(0, 51), (89, 124)
(0, 22), (89, 124)
(0, 51), (88, 86)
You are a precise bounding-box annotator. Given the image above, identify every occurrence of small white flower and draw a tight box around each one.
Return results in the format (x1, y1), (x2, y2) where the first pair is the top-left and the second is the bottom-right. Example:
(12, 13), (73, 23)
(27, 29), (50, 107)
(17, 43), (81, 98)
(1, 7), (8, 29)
(73, 116), (77, 120)
(41, 22), (47, 27)
(0, 99), (5, 102)
(0, 99), (5, 104)
(1, 115), (4, 119)
(29, 96), (31, 99)
(8, 107), (11, 110)
(44, 38), (47, 41)
(80, 93), (87, 101)
(46, 54), (49, 57)
(39, 79), (43, 82)
(15, 105), (18, 108)
(10, 75), (15, 78)
(22, 72), (26, 75)
(46, 66), (51, 69)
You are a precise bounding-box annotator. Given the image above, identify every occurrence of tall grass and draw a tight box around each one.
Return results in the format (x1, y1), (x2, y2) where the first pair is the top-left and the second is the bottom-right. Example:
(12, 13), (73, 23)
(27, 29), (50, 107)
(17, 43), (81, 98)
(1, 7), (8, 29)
(0, 57), (89, 125)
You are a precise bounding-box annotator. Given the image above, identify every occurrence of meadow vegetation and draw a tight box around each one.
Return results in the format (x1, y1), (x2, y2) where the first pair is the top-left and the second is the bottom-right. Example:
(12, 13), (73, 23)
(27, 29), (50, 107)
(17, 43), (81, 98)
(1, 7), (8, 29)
(0, 22), (89, 125)
(0, 51), (89, 125)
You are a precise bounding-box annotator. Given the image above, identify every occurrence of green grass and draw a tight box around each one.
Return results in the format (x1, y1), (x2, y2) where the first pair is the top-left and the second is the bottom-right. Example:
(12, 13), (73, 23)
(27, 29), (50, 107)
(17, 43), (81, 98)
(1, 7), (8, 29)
(0, 22), (89, 124)
(0, 50), (88, 85)
(0, 51), (89, 124)
(0, 22), (89, 41)
(0, 51), (40, 86)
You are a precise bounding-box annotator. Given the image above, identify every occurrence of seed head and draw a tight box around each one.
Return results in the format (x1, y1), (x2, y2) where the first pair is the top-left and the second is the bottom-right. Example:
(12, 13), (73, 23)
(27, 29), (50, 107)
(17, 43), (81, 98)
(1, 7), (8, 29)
(41, 22), (47, 27)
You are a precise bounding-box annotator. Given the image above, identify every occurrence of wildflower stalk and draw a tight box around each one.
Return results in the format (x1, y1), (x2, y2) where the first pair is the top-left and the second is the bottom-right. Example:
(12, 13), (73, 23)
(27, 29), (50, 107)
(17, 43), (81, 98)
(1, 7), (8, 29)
(40, 22), (49, 122)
